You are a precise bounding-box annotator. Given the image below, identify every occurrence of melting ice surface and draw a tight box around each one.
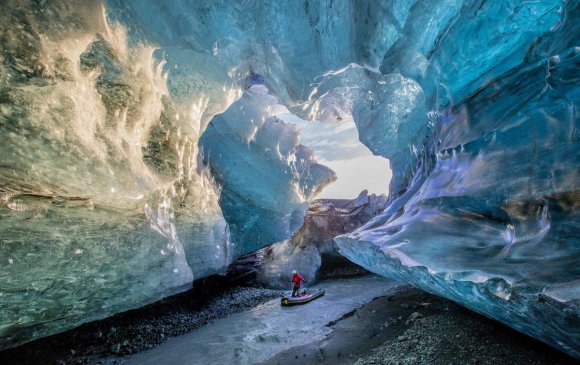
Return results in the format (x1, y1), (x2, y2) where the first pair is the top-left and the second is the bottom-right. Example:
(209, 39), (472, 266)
(0, 0), (578, 358)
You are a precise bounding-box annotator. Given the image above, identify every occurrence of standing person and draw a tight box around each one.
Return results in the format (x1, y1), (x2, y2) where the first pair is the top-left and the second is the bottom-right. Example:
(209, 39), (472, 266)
(291, 270), (305, 297)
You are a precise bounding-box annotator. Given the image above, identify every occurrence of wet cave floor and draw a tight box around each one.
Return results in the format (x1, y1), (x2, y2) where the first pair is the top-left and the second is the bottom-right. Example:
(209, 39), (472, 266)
(0, 275), (576, 365)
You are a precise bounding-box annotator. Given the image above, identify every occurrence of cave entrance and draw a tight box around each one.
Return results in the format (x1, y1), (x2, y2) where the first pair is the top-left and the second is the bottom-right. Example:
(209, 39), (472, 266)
(281, 113), (392, 199)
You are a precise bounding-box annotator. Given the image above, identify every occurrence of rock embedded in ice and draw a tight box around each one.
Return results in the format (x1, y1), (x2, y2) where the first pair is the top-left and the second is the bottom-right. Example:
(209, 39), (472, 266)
(257, 191), (388, 288)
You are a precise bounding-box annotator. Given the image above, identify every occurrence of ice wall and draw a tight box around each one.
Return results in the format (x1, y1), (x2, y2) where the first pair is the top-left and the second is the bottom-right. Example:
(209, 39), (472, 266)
(0, 0), (236, 349)
(0, 0), (338, 349)
(334, 0), (580, 357)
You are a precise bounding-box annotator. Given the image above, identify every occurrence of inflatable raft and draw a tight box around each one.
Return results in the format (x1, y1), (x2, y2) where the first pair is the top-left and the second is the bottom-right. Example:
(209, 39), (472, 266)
(281, 288), (325, 306)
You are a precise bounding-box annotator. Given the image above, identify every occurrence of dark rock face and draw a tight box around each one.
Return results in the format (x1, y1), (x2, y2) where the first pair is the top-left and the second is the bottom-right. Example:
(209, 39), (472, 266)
(257, 190), (388, 288)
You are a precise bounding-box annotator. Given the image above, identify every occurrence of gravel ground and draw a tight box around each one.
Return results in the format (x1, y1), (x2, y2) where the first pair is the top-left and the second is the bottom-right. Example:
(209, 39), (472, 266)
(355, 304), (576, 365)
(260, 287), (577, 365)
(354, 304), (577, 365)
(0, 277), (282, 365)
(2, 277), (577, 365)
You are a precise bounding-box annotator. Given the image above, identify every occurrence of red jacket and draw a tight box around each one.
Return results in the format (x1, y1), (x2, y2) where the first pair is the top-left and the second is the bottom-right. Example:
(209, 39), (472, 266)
(292, 273), (305, 287)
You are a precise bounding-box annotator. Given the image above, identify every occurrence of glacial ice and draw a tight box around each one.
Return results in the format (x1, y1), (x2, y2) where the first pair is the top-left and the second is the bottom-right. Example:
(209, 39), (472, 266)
(0, 0), (578, 358)
(335, 0), (580, 358)
(199, 84), (335, 253)
(0, 0), (336, 349)
(0, 1), (234, 349)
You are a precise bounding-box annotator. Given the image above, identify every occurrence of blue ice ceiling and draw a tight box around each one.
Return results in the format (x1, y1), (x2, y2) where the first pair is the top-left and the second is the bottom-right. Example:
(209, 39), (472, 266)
(0, 0), (578, 357)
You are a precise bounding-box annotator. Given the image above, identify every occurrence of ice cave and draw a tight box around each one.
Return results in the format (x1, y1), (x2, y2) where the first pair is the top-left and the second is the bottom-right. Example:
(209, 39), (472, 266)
(0, 0), (578, 363)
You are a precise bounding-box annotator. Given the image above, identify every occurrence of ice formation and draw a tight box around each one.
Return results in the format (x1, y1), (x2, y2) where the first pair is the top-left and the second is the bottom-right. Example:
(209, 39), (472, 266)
(335, 1), (580, 358)
(0, 0), (578, 357)
(199, 84), (335, 254)
(0, 1), (232, 349)
(257, 190), (388, 288)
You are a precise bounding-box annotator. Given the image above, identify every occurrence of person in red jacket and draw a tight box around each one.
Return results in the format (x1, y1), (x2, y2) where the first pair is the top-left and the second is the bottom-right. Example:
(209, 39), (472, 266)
(291, 270), (305, 297)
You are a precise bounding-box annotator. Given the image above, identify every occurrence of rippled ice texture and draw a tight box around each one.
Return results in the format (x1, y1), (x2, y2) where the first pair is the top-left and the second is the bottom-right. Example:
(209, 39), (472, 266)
(334, 0), (580, 357)
(0, 0), (335, 348)
(0, 0), (578, 356)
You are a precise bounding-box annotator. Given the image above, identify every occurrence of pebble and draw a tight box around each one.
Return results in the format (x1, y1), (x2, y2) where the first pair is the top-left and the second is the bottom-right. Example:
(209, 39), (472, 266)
(316, 347), (324, 361)
(39, 286), (282, 364)
(406, 311), (423, 325)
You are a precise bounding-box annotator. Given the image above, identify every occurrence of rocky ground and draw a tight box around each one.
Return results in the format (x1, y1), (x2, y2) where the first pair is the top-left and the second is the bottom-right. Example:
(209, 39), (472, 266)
(317, 254), (370, 280)
(256, 194), (387, 289)
(0, 276), (282, 365)
(260, 287), (578, 365)
(1, 277), (577, 365)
